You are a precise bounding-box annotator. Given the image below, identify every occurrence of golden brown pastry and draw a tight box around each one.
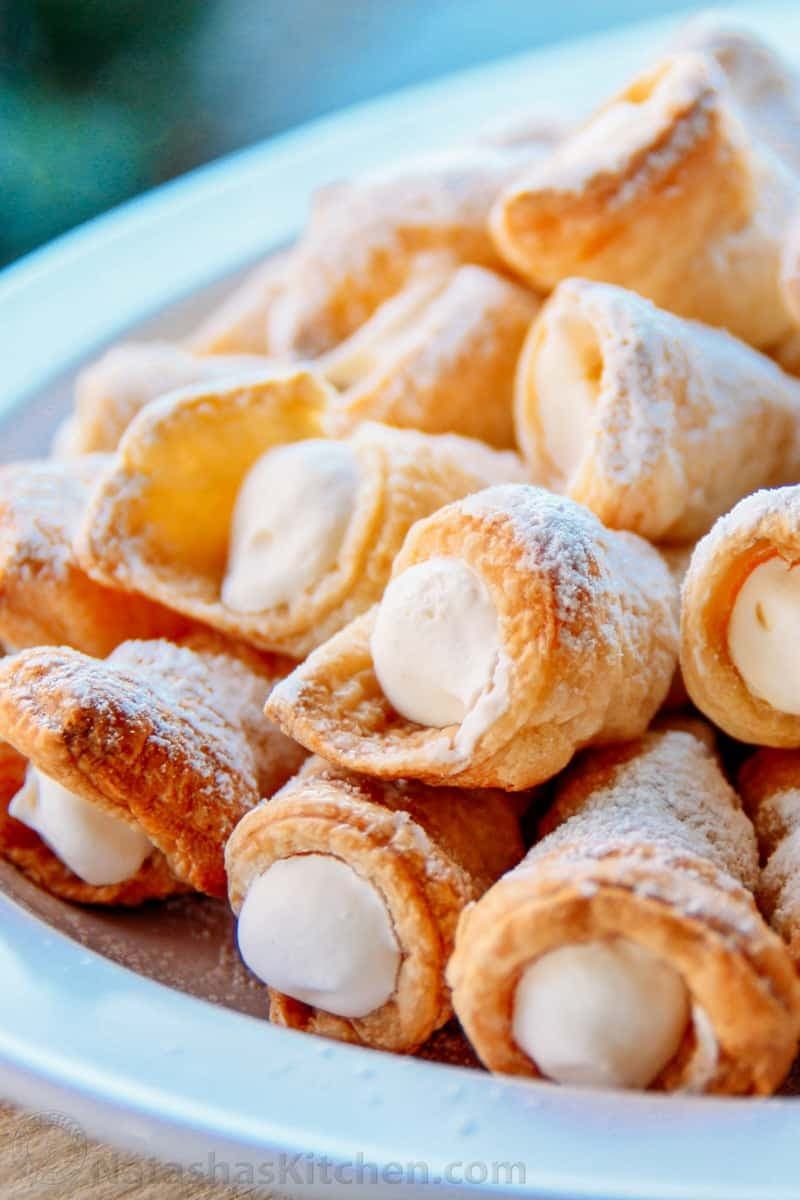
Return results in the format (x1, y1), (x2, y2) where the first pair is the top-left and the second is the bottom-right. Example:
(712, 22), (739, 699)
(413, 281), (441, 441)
(681, 486), (800, 745)
(66, 341), (273, 454)
(265, 141), (550, 358)
(491, 52), (800, 353)
(515, 278), (800, 541)
(0, 456), (189, 655)
(322, 263), (538, 449)
(672, 16), (800, 170)
(78, 375), (526, 657)
(187, 251), (289, 356)
(448, 727), (800, 1095)
(739, 749), (800, 967)
(265, 484), (679, 789)
(0, 633), (305, 904)
(226, 756), (525, 1053)
(781, 213), (800, 330)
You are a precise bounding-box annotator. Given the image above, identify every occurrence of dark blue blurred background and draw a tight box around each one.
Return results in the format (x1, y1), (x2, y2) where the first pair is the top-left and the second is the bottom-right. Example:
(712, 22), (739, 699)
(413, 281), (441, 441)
(0, 0), (717, 268)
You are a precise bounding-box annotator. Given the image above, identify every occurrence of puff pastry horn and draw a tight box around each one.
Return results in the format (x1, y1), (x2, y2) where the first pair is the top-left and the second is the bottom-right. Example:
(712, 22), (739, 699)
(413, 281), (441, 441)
(491, 52), (800, 353)
(739, 749), (800, 967)
(681, 486), (800, 745)
(447, 727), (800, 1095)
(0, 634), (305, 904)
(265, 485), (678, 790)
(0, 457), (189, 655)
(226, 756), (525, 1052)
(67, 342), (273, 455)
(672, 16), (800, 171)
(187, 251), (289, 356)
(322, 263), (538, 449)
(266, 142), (549, 358)
(79, 387), (525, 657)
(515, 279), (800, 541)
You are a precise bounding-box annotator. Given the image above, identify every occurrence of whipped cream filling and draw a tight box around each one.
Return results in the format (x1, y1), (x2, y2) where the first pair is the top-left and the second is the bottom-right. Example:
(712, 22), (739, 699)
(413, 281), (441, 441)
(9, 768), (153, 887)
(222, 439), (361, 612)
(237, 855), (400, 1018)
(728, 556), (800, 714)
(534, 309), (602, 484)
(371, 557), (506, 729)
(512, 939), (690, 1090)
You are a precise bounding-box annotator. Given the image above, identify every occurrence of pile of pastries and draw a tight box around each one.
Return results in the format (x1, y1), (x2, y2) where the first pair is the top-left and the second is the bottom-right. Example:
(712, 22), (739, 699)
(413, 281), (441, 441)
(5, 15), (800, 1097)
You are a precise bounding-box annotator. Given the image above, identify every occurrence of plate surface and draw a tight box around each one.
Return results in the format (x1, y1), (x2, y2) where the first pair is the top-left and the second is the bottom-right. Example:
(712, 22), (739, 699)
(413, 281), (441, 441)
(2, 7), (800, 1198)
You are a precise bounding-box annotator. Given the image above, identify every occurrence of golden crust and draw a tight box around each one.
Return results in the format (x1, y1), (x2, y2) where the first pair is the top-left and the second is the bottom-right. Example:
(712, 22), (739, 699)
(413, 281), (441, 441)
(265, 486), (679, 790)
(739, 749), (800, 966)
(78, 386), (524, 657)
(491, 53), (799, 351)
(681, 487), (800, 744)
(0, 457), (190, 655)
(0, 634), (305, 900)
(70, 343), (274, 455)
(265, 143), (546, 358)
(515, 279), (800, 541)
(226, 756), (524, 1052)
(322, 264), (539, 449)
(448, 729), (800, 1095)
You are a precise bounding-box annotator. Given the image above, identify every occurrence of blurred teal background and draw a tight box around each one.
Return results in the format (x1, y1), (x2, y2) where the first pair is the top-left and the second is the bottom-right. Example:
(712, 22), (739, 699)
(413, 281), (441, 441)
(0, 0), (730, 267)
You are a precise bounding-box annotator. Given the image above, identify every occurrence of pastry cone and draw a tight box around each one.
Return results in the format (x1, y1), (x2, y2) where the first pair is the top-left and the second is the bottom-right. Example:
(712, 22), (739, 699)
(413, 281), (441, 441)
(266, 142), (549, 358)
(0, 633), (305, 904)
(187, 251), (289, 356)
(672, 16), (800, 171)
(491, 52), (800, 352)
(0, 456), (189, 655)
(739, 749), (800, 967)
(447, 727), (800, 1095)
(515, 279), (800, 541)
(78, 382), (525, 658)
(681, 486), (800, 745)
(322, 264), (538, 449)
(68, 341), (273, 454)
(226, 755), (525, 1052)
(265, 485), (678, 790)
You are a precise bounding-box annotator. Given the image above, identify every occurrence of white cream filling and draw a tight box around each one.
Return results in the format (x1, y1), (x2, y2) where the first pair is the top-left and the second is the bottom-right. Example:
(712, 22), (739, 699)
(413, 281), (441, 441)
(728, 557), (800, 715)
(236, 855), (400, 1018)
(534, 309), (601, 485)
(512, 939), (690, 1090)
(9, 768), (153, 887)
(370, 557), (506, 728)
(222, 439), (361, 612)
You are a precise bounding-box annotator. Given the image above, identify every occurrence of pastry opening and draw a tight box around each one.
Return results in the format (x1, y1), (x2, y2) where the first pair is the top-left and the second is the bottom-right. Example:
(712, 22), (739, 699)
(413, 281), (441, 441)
(511, 938), (690, 1089)
(222, 439), (361, 612)
(728, 554), (800, 714)
(236, 854), (400, 1019)
(9, 767), (153, 887)
(534, 309), (603, 486)
(321, 270), (449, 392)
(370, 557), (508, 732)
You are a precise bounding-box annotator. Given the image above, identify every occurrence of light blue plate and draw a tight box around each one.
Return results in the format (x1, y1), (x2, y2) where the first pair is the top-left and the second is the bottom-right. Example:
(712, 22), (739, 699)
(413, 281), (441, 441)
(1, 7), (800, 1198)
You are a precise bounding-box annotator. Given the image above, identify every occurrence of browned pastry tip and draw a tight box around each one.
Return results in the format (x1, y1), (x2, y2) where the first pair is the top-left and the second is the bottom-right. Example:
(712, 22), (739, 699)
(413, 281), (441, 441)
(0, 634), (304, 901)
(0, 456), (191, 656)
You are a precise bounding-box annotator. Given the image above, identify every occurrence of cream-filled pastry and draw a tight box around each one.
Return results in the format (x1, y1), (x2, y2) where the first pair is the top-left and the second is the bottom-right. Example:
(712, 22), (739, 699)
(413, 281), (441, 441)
(0, 633), (304, 905)
(491, 52), (800, 354)
(69, 342), (273, 454)
(226, 757), (525, 1052)
(447, 726), (800, 1095)
(512, 939), (690, 1089)
(740, 749), (800, 967)
(187, 251), (289, 356)
(321, 264), (539, 449)
(682, 487), (800, 744)
(265, 141), (552, 358)
(265, 485), (678, 790)
(9, 769), (153, 888)
(78, 382), (526, 658)
(515, 279), (800, 541)
(0, 457), (190, 655)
